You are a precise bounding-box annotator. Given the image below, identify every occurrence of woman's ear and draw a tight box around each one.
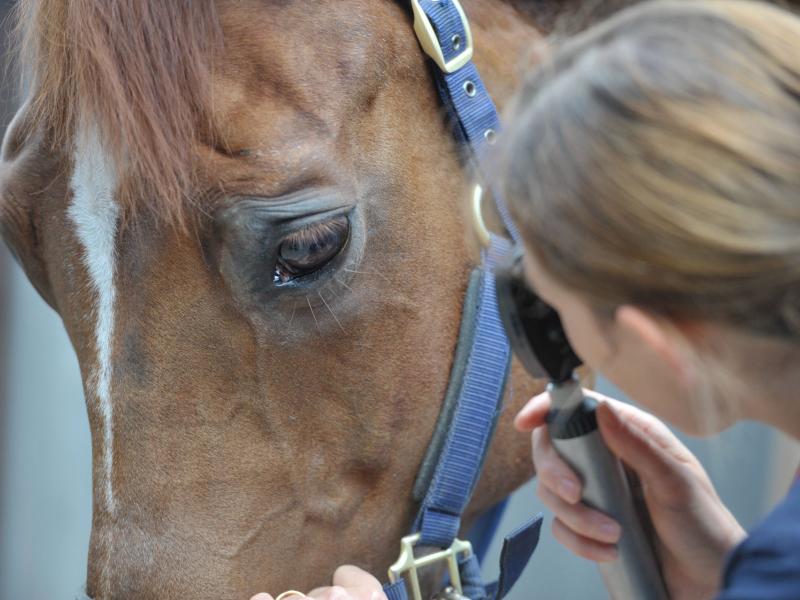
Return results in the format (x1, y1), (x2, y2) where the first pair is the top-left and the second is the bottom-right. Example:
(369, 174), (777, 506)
(614, 305), (695, 387)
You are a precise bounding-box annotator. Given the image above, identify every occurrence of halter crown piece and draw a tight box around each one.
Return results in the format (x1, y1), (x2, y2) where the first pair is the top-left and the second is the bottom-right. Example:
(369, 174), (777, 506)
(383, 2), (542, 600)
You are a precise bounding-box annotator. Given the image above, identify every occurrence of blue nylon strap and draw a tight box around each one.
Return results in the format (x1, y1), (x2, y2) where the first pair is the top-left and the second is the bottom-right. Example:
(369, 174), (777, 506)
(462, 515), (543, 600)
(466, 498), (509, 566)
(436, 63), (499, 163)
(384, 580), (410, 600)
(484, 235), (512, 272)
(459, 554), (489, 599)
(420, 0), (521, 242)
(394, 2), (540, 597)
(413, 237), (512, 548)
(494, 515), (543, 600)
(418, 0), (469, 64)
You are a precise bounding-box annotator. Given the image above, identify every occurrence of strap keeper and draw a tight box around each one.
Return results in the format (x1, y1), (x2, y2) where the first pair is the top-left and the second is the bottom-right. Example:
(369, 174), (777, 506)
(411, 0), (474, 73)
(420, 508), (462, 547)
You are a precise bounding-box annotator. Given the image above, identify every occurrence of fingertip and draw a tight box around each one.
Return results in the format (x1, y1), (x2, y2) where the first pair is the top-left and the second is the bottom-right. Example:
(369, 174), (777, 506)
(596, 401), (622, 435)
(250, 594), (274, 600)
(333, 564), (382, 590)
(329, 585), (348, 600)
(552, 518), (620, 563)
(557, 477), (581, 505)
(596, 399), (617, 419)
(514, 392), (551, 431)
(333, 564), (358, 580)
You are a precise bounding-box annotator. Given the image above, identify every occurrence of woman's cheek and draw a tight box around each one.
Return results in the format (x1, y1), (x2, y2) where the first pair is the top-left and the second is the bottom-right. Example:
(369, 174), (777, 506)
(561, 308), (614, 370)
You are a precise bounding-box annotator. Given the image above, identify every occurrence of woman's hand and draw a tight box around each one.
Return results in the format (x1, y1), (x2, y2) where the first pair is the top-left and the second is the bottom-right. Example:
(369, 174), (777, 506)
(250, 565), (387, 600)
(516, 390), (746, 600)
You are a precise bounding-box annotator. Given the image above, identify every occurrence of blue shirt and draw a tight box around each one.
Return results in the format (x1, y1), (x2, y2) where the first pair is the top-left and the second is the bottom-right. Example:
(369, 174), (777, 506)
(717, 478), (800, 599)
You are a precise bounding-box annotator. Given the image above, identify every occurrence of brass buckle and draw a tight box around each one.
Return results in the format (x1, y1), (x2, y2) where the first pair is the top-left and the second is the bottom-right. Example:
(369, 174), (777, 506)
(431, 587), (471, 600)
(410, 0), (474, 73)
(388, 533), (473, 600)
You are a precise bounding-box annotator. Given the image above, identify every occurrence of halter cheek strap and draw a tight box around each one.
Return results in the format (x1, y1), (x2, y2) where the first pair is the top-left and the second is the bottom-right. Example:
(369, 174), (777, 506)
(384, 3), (542, 600)
(409, 0), (521, 244)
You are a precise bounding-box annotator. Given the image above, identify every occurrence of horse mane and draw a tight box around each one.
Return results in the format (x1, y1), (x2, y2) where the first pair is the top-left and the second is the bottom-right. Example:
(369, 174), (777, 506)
(14, 0), (222, 226)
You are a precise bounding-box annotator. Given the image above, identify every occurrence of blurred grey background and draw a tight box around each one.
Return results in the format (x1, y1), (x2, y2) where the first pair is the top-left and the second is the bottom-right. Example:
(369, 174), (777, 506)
(0, 0), (798, 598)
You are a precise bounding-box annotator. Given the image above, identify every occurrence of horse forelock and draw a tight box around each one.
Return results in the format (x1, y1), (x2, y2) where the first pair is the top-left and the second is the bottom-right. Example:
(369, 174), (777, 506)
(14, 0), (222, 228)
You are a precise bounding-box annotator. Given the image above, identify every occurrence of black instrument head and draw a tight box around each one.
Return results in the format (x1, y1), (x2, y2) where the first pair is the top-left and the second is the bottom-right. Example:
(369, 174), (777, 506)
(495, 248), (583, 383)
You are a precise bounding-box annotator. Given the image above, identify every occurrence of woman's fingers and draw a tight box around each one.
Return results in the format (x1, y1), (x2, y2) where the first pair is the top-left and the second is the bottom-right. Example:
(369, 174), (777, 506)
(250, 595), (275, 600)
(514, 391), (551, 432)
(552, 518), (619, 563)
(334, 566), (387, 600)
(532, 426), (582, 504)
(596, 401), (695, 501)
(332, 566), (383, 591)
(305, 567), (386, 600)
(537, 484), (621, 544)
(306, 586), (386, 600)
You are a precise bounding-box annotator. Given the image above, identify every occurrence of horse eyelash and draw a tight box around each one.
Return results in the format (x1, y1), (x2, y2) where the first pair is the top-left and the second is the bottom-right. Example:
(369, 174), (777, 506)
(281, 216), (349, 249)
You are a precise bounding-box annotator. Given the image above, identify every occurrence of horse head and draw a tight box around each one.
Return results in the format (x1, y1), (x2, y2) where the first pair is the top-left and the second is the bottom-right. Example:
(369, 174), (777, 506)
(0, 1), (549, 598)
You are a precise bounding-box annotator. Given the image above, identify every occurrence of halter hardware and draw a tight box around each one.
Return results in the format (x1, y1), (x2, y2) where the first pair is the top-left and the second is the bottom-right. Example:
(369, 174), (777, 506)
(411, 0), (474, 73)
(388, 533), (473, 600)
(431, 586), (470, 600)
(472, 184), (491, 248)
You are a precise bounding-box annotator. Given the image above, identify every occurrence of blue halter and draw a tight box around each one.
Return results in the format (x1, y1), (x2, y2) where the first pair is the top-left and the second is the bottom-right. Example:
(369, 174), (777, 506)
(383, 2), (542, 600)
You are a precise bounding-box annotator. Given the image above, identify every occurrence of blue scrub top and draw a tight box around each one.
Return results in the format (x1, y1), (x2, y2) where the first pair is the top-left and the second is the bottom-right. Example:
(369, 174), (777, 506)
(717, 476), (800, 599)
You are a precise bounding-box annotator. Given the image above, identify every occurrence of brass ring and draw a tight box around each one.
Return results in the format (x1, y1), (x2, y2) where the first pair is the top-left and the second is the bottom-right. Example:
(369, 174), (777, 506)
(472, 184), (491, 248)
(276, 591), (307, 600)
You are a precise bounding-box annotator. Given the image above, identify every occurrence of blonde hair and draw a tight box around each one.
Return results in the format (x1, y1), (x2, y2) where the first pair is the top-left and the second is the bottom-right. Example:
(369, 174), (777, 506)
(501, 0), (800, 341)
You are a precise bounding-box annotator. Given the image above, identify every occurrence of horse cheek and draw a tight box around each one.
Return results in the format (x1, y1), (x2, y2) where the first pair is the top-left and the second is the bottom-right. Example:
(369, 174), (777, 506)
(0, 162), (57, 309)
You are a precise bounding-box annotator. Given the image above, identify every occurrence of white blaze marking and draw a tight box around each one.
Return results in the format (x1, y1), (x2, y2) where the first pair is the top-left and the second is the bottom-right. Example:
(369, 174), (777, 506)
(68, 127), (120, 515)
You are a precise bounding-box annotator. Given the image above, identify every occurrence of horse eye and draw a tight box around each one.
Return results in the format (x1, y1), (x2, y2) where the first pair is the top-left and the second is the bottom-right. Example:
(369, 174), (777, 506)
(273, 215), (349, 285)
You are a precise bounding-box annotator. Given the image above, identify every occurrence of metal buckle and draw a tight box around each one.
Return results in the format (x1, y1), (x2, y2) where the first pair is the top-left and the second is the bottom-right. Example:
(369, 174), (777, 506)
(431, 586), (471, 600)
(388, 533), (473, 600)
(411, 0), (474, 73)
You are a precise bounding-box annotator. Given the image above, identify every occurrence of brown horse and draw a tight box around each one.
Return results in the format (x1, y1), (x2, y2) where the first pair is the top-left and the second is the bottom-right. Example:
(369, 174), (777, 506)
(0, 1), (558, 598)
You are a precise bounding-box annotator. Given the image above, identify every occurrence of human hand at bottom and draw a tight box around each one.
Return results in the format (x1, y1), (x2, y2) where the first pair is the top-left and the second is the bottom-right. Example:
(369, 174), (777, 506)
(516, 390), (746, 600)
(250, 565), (387, 600)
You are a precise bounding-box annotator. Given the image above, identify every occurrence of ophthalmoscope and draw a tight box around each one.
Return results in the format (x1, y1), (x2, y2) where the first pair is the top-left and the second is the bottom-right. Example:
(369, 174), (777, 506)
(495, 248), (669, 600)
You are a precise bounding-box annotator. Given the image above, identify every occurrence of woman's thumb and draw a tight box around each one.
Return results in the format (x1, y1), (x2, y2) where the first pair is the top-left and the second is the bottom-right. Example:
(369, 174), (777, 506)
(514, 392), (552, 432)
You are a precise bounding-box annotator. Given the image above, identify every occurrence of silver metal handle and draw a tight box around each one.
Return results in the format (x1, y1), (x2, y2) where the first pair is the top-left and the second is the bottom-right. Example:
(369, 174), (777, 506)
(549, 381), (669, 600)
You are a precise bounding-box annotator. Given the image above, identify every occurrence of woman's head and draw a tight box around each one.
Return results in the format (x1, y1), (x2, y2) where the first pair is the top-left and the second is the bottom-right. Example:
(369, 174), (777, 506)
(500, 0), (800, 434)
